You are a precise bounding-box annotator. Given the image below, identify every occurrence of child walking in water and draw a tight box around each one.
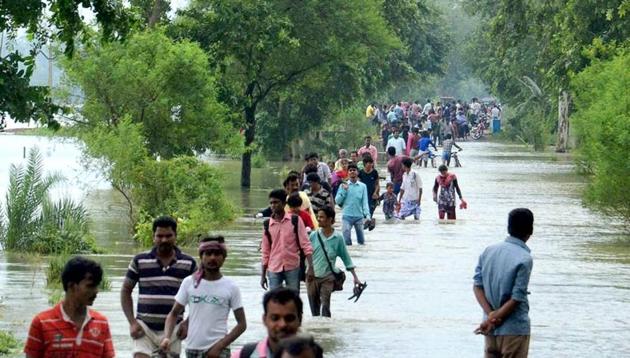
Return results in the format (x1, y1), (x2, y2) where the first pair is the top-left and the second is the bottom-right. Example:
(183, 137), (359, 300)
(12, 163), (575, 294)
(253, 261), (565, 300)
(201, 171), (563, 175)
(432, 165), (466, 220)
(379, 183), (398, 220)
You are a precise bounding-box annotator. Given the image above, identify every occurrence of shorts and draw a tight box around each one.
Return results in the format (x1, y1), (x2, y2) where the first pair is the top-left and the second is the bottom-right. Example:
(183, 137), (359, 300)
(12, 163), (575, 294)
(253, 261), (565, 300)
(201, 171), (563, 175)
(409, 149), (419, 158)
(442, 152), (451, 162)
(133, 319), (182, 356)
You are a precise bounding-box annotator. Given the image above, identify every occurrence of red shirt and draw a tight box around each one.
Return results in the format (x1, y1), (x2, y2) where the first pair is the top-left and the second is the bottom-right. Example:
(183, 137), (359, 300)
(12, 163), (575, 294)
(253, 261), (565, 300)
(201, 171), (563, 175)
(24, 302), (115, 358)
(387, 155), (408, 184)
(296, 209), (315, 230)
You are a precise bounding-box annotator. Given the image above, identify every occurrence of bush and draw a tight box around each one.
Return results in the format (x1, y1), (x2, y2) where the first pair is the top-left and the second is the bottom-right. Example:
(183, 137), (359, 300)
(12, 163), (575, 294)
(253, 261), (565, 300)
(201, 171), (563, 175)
(571, 50), (630, 222)
(133, 157), (236, 246)
(252, 151), (268, 168)
(0, 148), (97, 254)
(0, 331), (19, 355)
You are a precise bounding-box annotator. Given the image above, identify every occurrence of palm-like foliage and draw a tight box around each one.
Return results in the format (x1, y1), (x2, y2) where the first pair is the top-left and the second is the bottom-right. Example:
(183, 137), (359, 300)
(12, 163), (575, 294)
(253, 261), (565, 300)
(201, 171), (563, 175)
(0, 148), (96, 253)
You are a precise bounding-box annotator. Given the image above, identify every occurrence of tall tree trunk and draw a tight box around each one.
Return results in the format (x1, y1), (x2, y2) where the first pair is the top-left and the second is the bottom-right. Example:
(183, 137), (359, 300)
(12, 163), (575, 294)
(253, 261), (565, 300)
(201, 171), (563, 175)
(556, 90), (570, 152)
(241, 105), (256, 187)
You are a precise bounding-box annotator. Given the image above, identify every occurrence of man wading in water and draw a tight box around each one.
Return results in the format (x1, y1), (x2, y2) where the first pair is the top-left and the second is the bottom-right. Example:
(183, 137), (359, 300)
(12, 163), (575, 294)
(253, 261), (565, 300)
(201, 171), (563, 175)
(432, 165), (466, 220)
(473, 208), (535, 358)
(307, 207), (361, 317)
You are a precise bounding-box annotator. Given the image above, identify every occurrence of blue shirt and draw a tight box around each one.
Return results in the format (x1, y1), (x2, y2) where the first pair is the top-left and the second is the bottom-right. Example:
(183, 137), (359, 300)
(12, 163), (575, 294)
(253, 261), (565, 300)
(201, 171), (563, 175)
(417, 137), (434, 151)
(335, 180), (371, 219)
(473, 236), (533, 335)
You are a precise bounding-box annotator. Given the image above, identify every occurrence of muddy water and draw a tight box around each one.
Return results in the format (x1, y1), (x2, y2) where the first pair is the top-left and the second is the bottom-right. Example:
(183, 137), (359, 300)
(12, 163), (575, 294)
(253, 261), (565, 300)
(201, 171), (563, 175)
(1, 135), (629, 357)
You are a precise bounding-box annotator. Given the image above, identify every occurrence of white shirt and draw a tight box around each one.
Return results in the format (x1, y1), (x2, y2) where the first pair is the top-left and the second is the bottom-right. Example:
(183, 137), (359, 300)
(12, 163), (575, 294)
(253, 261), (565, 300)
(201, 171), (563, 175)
(386, 137), (406, 156)
(471, 102), (481, 114)
(491, 107), (501, 118)
(422, 103), (433, 115)
(401, 170), (422, 201)
(175, 276), (243, 350)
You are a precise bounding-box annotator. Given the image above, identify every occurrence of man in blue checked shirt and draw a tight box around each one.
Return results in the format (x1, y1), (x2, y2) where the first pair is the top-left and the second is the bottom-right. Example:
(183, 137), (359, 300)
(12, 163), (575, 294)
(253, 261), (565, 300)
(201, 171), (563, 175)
(473, 208), (535, 358)
(335, 162), (371, 245)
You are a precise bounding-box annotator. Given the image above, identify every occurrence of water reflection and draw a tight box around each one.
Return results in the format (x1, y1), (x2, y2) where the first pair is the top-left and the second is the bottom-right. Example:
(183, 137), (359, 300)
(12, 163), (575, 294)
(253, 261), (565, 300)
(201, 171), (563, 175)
(0, 135), (629, 357)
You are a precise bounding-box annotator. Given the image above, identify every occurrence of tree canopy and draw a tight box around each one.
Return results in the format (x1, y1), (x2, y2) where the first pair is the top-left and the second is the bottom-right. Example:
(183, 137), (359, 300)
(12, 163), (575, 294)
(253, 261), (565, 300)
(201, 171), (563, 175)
(1, 0), (132, 124)
(171, 0), (450, 186)
(62, 30), (240, 158)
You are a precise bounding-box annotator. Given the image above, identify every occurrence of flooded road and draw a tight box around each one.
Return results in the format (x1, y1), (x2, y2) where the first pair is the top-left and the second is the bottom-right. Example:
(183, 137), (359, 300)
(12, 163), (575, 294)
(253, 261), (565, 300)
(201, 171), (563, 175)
(1, 135), (629, 357)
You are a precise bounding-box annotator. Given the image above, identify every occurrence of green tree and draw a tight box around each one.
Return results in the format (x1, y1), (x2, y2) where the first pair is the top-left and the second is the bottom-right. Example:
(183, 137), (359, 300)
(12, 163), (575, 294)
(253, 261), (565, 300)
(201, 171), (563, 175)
(170, 0), (400, 187)
(80, 118), (236, 241)
(571, 51), (630, 222)
(62, 30), (240, 158)
(0, 0), (132, 125)
(462, 0), (630, 149)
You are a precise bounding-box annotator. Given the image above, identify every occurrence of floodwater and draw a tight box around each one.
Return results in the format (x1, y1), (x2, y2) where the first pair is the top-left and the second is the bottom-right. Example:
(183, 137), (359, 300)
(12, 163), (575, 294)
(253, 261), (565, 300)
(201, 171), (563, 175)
(1, 134), (629, 357)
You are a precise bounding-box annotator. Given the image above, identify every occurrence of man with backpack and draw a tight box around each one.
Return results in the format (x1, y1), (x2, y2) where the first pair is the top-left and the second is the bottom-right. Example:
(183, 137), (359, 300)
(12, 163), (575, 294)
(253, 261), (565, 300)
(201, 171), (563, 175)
(261, 189), (314, 294)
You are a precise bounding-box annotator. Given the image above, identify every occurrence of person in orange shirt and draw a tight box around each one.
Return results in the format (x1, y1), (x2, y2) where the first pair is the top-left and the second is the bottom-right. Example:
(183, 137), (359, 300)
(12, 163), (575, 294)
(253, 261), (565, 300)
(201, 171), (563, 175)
(25, 256), (114, 358)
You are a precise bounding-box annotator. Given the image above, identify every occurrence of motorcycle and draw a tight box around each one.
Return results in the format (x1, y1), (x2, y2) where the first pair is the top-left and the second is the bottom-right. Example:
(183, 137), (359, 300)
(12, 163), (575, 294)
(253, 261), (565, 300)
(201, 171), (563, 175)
(471, 113), (489, 140)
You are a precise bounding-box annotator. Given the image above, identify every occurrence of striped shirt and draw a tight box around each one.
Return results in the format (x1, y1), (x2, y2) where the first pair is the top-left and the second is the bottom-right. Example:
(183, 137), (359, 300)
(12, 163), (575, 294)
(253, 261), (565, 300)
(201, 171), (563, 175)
(306, 187), (332, 213)
(125, 247), (197, 331)
(24, 302), (114, 358)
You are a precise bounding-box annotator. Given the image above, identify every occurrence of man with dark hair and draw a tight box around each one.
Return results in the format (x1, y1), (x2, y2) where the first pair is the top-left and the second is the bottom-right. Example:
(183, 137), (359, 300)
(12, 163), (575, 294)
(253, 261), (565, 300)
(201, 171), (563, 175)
(277, 335), (324, 358)
(397, 157), (422, 220)
(305, 173), (334, 213)
(304, 152), (332, 186)
(233, 287), (305, 358)
(261, 189), (314, 293)
(161, 236), (246, 358)
(335, 163), (371, 245)
(358, 155), (379, 229)
(284, 174), (317, 227)
(307, 206), (361, 317)
(473, 208), (535, 358)
(121, 215), (197, 358)
(357, 135), (378, 163)
(25, 257), (114, 358)
(386, 146), (408, 195)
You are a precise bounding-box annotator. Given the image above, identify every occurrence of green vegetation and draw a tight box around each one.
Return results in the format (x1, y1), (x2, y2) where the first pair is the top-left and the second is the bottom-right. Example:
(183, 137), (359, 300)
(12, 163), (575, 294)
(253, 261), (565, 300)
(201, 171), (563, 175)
(0, 148), (97, 254)
(62, 30), (240, 159)
(0, 0), (131, 127)
(171, 0), (448, 186)
(80, 118), (236, 245)
(571, 51), (630, 222)
(0, 331), (19, 356)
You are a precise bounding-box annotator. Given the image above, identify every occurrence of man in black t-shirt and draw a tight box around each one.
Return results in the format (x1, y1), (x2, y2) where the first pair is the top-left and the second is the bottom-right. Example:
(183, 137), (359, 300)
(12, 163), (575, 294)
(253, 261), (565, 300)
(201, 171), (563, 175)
(358, 155), (380, 229)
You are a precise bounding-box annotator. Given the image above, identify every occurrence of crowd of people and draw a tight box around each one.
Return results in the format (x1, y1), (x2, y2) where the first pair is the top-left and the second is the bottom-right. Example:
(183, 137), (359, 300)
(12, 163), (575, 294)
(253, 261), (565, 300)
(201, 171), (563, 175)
(23, 99), (537, 358)
(366, 98), (503, 147)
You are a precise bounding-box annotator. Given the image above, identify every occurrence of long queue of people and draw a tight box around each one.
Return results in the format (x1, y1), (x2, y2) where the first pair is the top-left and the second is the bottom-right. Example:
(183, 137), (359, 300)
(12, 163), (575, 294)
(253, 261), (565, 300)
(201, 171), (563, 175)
(23, 100), (536, 358)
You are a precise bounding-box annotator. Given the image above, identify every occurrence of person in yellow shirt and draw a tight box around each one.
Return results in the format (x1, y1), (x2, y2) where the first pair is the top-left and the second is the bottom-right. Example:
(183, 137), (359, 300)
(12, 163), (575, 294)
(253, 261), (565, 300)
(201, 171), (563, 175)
(284, 173), (318, 229)
(365, 103), (375, 120)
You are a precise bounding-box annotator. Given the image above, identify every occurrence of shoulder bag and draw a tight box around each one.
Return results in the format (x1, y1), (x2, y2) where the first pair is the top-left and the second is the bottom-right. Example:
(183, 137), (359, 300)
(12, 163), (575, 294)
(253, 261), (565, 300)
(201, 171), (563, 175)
(316, 232), (346, 291)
